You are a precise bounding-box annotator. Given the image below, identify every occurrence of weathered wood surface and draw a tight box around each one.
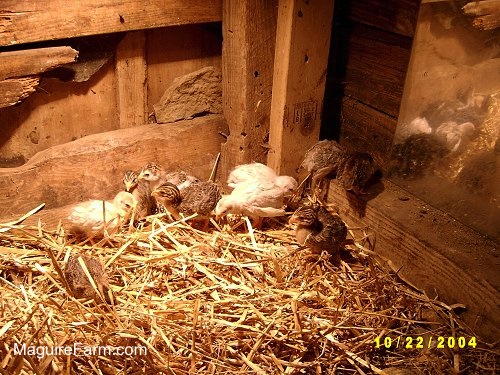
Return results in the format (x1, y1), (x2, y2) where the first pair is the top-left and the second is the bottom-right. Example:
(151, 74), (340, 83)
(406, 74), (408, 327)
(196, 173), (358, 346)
(344, 24), (413, 119)
(0, 76), (39, 108)
(219, 0), (278, 185)
(0, 64), (118, 166)
(350, 0), (420, 37)
(267, 0), (334, 177)
(0, 0), (222, 47)
(146, 24), (222, 115)
(340, 98), (398, 169)
(0, 47), (78, 81)
(115, 31), (147, 128)
(0, 115), (225, 217)
(328, 180), (500, 343)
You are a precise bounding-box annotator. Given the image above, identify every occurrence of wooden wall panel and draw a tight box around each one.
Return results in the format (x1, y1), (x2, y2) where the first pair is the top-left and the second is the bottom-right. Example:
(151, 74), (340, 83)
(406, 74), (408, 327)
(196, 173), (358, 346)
(0, 0), (222, 46)
(350, 0), (420, 37)
(344, 24), (412, 118)
(146, 24), (222, 117)
(0, 62), (118, 167)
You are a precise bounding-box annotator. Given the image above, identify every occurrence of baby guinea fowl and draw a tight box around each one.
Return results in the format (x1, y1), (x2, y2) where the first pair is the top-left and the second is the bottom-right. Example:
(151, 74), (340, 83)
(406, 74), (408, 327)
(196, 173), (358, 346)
(138, 162), (199, 191)
(299, 140), (345, 190)
(123, 170), (156, 219)
(64, 254), (112, 303)
(151, 181), (221, 229)
(67, 191), (136, 237)
(336, 152), (376, 194)
(289, 204), (348, 261)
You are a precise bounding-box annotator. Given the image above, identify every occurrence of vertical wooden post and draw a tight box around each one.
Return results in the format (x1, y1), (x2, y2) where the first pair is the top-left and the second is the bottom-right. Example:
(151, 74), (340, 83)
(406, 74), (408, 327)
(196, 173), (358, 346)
(220, 0), (278, 185)
(116, 31), (147, 128)
(267, 0), (334, 177)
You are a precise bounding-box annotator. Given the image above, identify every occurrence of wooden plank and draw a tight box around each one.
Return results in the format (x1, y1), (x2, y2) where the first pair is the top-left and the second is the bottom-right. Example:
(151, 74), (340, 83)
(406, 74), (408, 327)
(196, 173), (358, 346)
(344, 24), (412, 118)
(0, 115), (225, 216)
(0, 63), (118, 166)
(146, 24), (222, 116)
(219, 0), (277, 184)
(116, 31), (147, 128)
(0, 46), (78, 80)
(327, 180), (500, 342)
(0, 0), (222, 47)
(0, 76), (39, 108)
(340, 98), (397, 168)
(267, 0), (334, 177)
(350, 0), (420, 37)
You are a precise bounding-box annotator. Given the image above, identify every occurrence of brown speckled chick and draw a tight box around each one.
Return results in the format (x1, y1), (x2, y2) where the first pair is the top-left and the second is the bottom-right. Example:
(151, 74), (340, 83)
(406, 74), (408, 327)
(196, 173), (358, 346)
(152, 181), (221, 230)
(123, 170), (156, 219)
(300, 140), (345, 189)
(336, 152), (376, 195)
(289, 204), (348, 261)
(64, 254), (113, 304)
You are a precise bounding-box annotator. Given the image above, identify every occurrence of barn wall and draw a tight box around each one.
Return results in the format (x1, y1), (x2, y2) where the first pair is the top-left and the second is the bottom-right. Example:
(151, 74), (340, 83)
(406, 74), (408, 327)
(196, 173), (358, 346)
(0, 23), (222, 168)
(322, 0), (420, 167)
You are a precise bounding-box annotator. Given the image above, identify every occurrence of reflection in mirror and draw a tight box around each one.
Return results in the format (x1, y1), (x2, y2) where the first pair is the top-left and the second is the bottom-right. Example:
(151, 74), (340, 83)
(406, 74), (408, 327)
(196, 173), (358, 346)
(389, 0), (500, 241)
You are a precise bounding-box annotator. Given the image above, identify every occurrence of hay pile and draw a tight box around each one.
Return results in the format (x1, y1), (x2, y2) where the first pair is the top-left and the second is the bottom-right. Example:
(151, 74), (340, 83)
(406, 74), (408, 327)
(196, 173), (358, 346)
(0, 212), (497, 374)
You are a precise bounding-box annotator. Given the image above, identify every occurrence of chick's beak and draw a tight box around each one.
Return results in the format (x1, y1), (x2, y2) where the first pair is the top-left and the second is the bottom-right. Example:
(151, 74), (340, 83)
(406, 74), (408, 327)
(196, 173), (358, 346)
(124, 181), (133, 192)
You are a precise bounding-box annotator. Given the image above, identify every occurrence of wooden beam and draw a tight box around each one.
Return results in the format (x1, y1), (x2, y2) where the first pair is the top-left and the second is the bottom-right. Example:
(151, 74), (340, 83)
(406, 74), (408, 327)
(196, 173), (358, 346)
(0, 47), (78, 80)
(328, 180), (500, 342)
(0, 115), (225, 216)
(0, 0), (222, 47)
(0, 76), (39, 108)
(219, 0), (277, 184)
(267, 0), (334, 177)
(115, 31), (147, 128)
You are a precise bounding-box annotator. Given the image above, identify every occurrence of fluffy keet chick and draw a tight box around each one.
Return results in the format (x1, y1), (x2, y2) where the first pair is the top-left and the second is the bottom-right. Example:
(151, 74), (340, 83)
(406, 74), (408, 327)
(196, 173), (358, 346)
(289, 204), (348, 261)
(67, 191), (136, 237)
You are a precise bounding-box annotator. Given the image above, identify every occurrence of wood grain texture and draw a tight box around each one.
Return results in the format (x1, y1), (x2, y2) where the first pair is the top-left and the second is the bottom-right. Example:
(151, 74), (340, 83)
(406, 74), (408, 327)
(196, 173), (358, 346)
(344, 24), (412, 118)
(0, 47), (78, 80)
(340, 97), (397, 168)
(0, 115), (225, 217)
(146, 24), (222, 116)
(116, 31), (147, 128)
(350, 0), (420, 37)
(0, 76), (39, 108)
(219, 0), (278, 185)
(327, 180), (500, 342)
(267, 0), (334, 177)
(0, 63), (118, 166)
(0, 0), (222, 46)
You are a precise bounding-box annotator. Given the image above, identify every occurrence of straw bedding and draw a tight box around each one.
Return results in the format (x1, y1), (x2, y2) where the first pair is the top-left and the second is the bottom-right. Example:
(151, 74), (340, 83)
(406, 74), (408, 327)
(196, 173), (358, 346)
(0, 211), (497, 374)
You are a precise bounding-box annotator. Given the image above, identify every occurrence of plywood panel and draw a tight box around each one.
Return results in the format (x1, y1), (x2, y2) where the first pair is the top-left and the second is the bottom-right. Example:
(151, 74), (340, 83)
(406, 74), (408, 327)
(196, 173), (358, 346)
(0, 0), (222, 46)
(0, 115), (225, 217)
(146, 24), (222, 117)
